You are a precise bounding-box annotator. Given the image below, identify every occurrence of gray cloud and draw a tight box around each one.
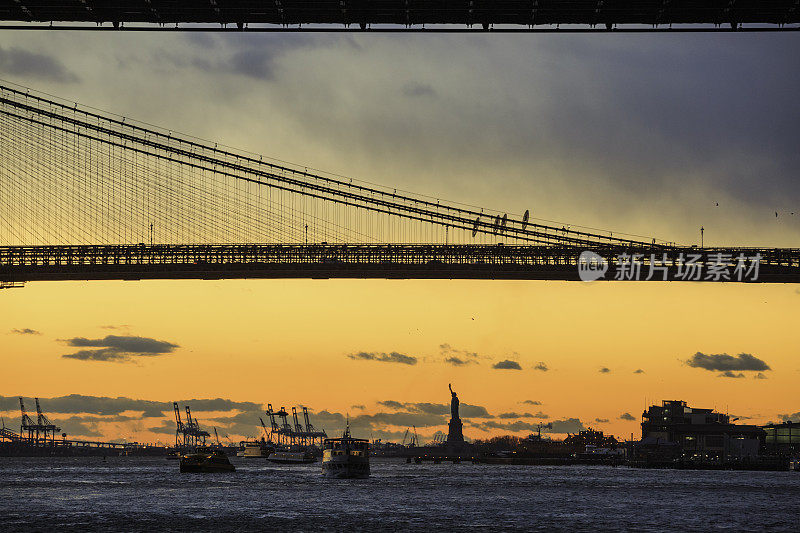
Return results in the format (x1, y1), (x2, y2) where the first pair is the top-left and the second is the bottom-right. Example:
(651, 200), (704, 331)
(619, 412), (636, 421)
(444, 356), (476, 366)
(595, 418), (609, 423)
(633, 369), (645, 374)
(686, 352), (771, 372)
(533, 362), (549, 372)
(521, 400), (542, 405)
(60, 335), (179, 363)
(0, 45), (78, 82)
(402, 82), (437, 98)
(473, 417), (585, 435)
(0, 395), (260, 419)
(599, 367), (611, 373)
(10, 328), (41, 335)
(351, 404), (366, 410)
(348, 351), (417, 365)
(493, 360), (522, 370)
(498, 411), (549, 420)
(378, 400), (491, 419)
(719, 371), (746, 379)
(778, 412), (800, 423)
(754, 373), (768, 380)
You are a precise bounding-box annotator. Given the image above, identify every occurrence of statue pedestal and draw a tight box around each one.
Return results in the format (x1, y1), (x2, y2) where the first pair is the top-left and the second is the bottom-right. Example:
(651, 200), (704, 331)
(447, 417), (464, 444)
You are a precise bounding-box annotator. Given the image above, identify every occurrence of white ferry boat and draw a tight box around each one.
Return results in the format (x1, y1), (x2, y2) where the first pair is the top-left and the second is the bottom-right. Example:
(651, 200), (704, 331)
(322, 424), (370, 478)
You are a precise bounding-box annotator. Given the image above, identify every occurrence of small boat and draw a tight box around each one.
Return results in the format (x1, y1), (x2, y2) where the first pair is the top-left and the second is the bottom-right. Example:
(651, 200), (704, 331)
(237, 440), (272, 458)
(179, 450), (236, 473)
(322, 422), (370, 478)
(267, 449), (317, 464)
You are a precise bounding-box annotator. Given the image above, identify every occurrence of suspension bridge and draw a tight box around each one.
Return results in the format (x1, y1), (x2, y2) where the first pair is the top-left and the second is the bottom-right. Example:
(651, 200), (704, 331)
(1, 0), (798, 32)
(0, 82), (798, 286)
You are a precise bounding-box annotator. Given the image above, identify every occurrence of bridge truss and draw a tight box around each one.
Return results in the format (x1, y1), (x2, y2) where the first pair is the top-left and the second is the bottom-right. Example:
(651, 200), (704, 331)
(0, 0), (798, 31)
(0, 82), (798, 284)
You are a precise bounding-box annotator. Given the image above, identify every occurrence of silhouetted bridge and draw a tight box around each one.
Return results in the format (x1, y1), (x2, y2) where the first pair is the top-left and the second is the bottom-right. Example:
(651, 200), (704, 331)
(1, 82), (798, 286)
(3, 244), (800, 283)
(1, 0), (798, 31)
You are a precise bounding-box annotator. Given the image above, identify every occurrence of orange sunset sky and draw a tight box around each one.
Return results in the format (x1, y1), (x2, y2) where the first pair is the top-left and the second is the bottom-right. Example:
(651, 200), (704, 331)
(1, 31), (799, 443)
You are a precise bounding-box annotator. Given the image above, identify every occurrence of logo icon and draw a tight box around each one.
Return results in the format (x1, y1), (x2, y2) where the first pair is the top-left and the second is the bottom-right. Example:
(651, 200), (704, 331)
(578, 251), (608, 282)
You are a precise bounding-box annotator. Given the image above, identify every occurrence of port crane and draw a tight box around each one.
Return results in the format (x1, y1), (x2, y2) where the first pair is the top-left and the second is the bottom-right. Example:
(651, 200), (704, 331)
(35, 397), (61, 444)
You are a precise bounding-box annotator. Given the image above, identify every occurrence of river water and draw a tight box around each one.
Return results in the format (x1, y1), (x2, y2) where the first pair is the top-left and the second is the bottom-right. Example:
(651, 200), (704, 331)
(0, 457), (798, 531)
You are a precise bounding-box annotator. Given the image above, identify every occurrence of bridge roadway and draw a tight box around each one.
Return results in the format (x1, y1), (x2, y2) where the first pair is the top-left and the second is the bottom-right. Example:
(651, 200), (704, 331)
(2, 243), (799, 284)
(1, 0), (798, 30)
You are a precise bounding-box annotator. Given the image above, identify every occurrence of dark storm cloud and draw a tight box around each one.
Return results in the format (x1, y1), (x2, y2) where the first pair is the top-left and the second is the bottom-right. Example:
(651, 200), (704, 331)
(498, 412), (549, 420)
(686, 352), (771, 372)
(164, 34), (322, 81)
(599, 367), (611, 374)
(10, 328), (40, 335)
(347, 351), (417, 365)
(402, 82), (437, 98)
(493, 360), (522, 370)
(718, 371), (746, 379)
(619, 412), (636, 421)
(0, 45), (78, 82)
(60, 335), (179, 363)
(532, 362), (549, 372)
(521, 400), (543, 406)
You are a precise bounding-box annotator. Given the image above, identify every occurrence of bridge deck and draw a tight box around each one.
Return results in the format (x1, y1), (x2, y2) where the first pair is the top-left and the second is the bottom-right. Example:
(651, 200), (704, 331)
(1, 0), (798, 29)
(2, 244), (799, 283)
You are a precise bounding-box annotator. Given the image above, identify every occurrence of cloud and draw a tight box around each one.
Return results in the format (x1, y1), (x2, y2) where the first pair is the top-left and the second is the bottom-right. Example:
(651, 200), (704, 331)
(439, 344), (484, 364)
(599, 367), (611, 373)
(718, 371), (746, 379)
(521, 400), (542, 405)
(754, 373), (768, 380)
(0, 45), (78, 82)
(619, 412), (636, 421)
(778, 412), (800, 423)
(595, 418), (609, 423)
(378, 400), (492, 419)
(444, 356), (476, 366)
(402, 82), (437, 98)
(351, 404), (366, 410)
(60, 335), (179, 363)
(347, 351), (417, 365)
(0, 395), (260, 419)
(498, 412), (549, 420)
(547, 418), (587, 434)
(10, 328), (41, 335)
(532, 362), (549, 372)
(493, 360), (522, 370)
(685, 352), (771, 372)
(633, 369), (645, 374)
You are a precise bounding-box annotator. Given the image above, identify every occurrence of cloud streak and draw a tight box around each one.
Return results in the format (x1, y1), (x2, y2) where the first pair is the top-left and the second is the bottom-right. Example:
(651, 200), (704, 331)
(60, 335), (179, 363)
(347, 351), (417, 365)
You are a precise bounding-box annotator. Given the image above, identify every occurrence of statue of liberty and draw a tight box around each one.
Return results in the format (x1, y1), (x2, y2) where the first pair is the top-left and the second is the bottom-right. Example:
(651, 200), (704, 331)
(449, 383), (460, 420)
(446, 383), (464, 444)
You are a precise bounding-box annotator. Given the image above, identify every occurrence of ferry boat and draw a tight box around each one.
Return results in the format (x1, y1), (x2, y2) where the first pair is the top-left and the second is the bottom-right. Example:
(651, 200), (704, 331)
(322, 424), (370, 478)
(179, 450), (236, 473)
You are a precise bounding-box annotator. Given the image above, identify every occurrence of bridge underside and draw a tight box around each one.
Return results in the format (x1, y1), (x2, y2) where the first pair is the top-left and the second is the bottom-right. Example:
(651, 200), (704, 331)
(3, 244), (799, 283)
(1, 0), (798, 30)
